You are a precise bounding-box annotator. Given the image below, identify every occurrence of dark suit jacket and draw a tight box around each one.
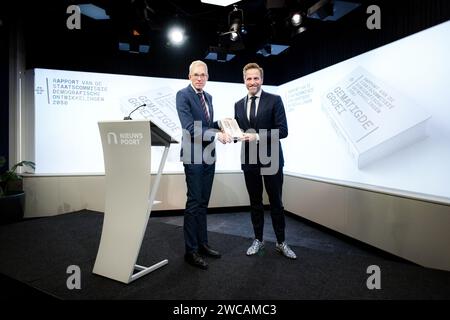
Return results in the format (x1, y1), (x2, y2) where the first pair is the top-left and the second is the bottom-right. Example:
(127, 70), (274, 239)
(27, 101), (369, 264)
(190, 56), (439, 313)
(176, 85), (219, 164)
(234, 90), (288, 170)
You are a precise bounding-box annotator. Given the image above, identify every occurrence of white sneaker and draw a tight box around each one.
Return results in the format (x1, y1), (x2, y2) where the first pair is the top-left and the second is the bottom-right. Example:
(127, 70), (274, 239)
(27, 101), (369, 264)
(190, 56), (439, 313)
(246, 239), (265, 256)
(276, 242), (297, 259)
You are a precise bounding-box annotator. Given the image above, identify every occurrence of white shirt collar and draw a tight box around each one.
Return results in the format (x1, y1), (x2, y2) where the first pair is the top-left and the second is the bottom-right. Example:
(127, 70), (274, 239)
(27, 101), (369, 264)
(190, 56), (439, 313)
(191, 83), (203, 94)
(248, 89), (262, 100)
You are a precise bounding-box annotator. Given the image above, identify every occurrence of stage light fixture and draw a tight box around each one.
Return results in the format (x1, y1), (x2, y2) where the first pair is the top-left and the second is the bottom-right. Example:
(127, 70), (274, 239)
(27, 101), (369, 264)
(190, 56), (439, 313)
(220, 5), (245, 42)
(240, 24), (247, 35)
(293, 25), (307, 35)
(229, 19), (240, 41)
(167, 26), (185, 46)
(291, 12), (303, 26)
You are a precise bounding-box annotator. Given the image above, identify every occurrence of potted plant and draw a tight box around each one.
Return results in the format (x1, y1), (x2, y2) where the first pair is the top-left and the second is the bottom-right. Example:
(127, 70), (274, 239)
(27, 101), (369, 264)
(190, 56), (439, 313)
(0, 156), (35, 225)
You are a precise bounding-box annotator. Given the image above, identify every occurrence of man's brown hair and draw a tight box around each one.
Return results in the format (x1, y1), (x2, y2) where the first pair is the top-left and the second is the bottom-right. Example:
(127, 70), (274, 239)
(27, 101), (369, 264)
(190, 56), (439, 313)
(243, 63), (264, 80)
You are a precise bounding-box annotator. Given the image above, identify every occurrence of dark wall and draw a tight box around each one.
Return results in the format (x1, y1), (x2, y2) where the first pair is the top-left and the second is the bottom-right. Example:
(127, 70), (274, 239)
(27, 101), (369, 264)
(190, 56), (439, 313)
(0, 13), (9, 171)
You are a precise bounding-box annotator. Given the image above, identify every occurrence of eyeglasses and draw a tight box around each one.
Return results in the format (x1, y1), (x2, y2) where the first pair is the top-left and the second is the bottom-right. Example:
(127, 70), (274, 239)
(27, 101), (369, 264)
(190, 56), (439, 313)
(192, 73), (207, 78)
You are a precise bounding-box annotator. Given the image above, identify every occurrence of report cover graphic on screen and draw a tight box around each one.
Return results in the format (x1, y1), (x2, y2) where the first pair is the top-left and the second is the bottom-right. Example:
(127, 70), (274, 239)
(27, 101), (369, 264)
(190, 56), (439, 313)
(321, 66), (431, 168)
(120, 87), (182, 143)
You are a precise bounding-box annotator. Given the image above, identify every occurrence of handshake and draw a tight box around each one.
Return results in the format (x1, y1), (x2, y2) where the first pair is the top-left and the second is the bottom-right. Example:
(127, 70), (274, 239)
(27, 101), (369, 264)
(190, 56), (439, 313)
(217, 118), (258, 144)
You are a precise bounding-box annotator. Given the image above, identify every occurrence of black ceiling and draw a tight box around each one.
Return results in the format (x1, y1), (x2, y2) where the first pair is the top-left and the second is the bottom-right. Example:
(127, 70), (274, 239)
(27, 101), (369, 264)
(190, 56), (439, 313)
(2, 0), (450, 84)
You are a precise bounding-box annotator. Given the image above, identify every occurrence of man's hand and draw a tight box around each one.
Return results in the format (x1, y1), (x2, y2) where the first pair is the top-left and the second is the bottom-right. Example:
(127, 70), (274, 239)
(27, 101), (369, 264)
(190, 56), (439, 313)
(217, 132), (232, 144)
(239, 133), (258, 142)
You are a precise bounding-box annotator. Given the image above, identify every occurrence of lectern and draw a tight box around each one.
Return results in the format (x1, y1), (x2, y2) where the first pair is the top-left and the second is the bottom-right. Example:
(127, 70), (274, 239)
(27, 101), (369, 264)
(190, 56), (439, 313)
(93, 120), (177, 283)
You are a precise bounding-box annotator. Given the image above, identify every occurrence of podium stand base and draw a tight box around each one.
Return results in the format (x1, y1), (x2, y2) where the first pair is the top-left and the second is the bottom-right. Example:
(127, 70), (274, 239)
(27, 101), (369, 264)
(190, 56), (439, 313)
(130, 259), (169, 283)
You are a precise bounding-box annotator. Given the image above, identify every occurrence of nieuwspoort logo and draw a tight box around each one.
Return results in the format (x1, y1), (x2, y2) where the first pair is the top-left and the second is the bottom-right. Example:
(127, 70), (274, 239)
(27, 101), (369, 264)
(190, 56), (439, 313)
(107, 132), (144, 145)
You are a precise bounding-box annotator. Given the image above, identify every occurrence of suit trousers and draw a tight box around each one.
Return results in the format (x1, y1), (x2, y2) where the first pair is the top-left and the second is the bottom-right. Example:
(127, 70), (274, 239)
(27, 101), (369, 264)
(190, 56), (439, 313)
(183, 163), (215, 254)
(243, 165), (285, 243)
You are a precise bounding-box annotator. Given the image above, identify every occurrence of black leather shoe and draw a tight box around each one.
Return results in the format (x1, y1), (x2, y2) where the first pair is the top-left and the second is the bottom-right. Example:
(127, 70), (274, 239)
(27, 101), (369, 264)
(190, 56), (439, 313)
(199, 244), (221, 258)
(184, 252), (208, 270)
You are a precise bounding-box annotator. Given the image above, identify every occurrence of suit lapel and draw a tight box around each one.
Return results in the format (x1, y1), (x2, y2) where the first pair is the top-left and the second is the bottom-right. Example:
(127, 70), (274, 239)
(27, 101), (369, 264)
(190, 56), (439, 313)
(204, 93), (213, 123)
(254, 91), (266, 128)
(189, 85), (210, 124)
(188, 85), (202, 112)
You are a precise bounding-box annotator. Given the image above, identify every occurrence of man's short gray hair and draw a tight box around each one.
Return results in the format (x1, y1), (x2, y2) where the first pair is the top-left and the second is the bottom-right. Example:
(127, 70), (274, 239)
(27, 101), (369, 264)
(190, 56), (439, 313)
(189, 60), (208, 76)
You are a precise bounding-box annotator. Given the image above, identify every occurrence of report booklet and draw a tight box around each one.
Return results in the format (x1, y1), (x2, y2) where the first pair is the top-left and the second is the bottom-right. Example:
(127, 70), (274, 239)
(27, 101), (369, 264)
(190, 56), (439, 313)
(219, 118), (243, 140)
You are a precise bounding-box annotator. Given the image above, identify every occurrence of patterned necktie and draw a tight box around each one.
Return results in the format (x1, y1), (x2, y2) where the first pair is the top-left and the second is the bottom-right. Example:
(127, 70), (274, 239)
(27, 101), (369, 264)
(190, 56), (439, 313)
(197, 92), (210, 123)
(249, 96), (257, 128)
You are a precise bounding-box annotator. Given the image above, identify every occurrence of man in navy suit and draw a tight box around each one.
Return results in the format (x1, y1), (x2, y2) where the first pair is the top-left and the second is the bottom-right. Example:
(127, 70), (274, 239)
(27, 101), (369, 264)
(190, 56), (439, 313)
(176, 60), (231, 270)
(234, 63), (297, 259)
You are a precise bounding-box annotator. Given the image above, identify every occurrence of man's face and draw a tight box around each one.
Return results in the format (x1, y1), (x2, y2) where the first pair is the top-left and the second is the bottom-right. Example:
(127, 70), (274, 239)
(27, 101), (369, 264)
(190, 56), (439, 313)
(244, 68), (263, 96)
(189, 65), (208, 91)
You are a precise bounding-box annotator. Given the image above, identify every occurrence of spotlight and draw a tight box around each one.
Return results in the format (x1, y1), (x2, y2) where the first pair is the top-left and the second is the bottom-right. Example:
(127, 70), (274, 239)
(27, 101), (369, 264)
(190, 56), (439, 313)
(167, 26), (185, 46)
(291, 13), (303, 27)
(287, 11), (307, 37)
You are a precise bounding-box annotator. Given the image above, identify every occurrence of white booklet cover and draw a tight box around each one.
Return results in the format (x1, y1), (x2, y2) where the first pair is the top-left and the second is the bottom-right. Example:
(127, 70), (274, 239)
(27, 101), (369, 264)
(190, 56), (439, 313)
(321, 66), (431, 168)
(219, 118), (243, 140)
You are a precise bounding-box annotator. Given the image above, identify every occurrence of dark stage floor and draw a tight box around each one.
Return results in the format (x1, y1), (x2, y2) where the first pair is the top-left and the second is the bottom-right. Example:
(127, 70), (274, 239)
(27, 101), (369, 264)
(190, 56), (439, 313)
(1, 210), (450, 301)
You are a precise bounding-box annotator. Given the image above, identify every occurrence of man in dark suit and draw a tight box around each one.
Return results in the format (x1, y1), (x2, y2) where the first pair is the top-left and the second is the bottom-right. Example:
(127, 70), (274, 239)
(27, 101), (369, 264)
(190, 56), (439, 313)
(234, 63), (297, 259)
(176, 60), (231, 270)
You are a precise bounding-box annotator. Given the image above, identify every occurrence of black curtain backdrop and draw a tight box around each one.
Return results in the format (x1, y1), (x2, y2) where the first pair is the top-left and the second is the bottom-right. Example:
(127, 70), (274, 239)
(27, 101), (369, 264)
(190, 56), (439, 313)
(18, 0), (450, 85)
(0, 13), (9, 169)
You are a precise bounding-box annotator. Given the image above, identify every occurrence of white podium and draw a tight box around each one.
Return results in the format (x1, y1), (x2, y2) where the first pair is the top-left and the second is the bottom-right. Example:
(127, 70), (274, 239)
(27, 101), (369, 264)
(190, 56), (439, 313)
(93, 120), (177, 284)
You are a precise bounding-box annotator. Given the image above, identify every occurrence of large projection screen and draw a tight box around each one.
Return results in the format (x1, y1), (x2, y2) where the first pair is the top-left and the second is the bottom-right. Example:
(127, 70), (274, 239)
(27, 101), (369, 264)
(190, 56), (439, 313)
(29, 21), (450, 204)
(31, 69), (276, 174)
(279, 21), (450, 203)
